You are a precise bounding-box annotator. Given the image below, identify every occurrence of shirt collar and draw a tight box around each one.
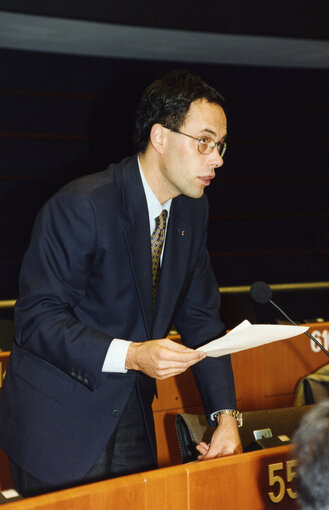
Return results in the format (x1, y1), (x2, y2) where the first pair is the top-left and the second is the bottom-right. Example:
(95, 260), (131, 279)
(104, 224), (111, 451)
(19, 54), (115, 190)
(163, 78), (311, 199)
(137, 156), (172, 235)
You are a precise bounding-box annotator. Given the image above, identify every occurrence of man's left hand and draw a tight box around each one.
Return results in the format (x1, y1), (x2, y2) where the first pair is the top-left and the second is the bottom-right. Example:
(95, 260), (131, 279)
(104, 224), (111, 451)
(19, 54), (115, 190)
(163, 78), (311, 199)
(196, 414), (242, 460)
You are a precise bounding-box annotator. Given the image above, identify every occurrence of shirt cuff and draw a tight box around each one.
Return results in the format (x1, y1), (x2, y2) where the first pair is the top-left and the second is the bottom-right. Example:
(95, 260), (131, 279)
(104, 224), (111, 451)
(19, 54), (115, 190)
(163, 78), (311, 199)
(102, 338), (132, 373)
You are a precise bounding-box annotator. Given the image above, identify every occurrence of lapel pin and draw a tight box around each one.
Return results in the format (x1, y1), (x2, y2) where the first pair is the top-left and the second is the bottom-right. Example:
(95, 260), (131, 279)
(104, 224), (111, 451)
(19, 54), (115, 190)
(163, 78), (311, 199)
(181, 230), (185, 236)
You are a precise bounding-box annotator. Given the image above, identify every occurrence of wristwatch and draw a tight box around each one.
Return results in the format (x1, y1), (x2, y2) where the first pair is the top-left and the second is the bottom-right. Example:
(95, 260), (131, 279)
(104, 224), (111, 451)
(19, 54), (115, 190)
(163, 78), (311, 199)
(210, 409), (243, 427)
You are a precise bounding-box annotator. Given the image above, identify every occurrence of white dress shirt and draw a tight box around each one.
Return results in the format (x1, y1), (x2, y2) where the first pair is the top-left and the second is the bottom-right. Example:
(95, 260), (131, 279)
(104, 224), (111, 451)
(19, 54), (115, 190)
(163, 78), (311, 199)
(102, 158), (172, 373)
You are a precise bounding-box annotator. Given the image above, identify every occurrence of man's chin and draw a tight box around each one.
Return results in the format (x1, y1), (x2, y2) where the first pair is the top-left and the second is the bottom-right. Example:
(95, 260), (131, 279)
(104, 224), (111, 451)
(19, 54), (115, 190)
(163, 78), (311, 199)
(190, 188), (205, 199)
(180, 185), (205, 200)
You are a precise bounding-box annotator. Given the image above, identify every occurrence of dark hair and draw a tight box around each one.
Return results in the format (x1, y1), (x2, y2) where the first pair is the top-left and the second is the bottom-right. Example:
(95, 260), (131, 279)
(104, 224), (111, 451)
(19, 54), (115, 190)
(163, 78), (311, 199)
(133, 70), (225, 153)
(292, 400), (329, 510)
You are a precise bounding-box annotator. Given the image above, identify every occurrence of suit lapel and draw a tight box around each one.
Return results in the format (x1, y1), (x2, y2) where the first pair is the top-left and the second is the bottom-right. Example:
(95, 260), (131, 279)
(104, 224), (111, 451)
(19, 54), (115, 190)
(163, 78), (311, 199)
(121, 157), (153, 338)
(120, 157), (196, 339)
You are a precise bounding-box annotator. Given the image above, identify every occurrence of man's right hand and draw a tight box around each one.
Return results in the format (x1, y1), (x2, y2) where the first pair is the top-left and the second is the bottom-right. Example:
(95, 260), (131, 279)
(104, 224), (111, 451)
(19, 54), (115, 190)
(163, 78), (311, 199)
(125, 339), (206, 379)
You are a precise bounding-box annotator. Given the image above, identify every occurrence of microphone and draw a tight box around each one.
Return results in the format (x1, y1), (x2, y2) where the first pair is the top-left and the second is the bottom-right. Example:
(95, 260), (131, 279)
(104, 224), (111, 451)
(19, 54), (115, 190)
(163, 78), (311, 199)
(250, 281), (329, 358)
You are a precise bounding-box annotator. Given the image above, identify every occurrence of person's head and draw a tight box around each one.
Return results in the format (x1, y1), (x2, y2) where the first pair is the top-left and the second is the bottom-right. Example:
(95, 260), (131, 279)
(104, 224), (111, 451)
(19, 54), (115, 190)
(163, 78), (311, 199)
(292, 400), (329, 510)
(134, 70), (225, 154)
(135, 70), (227, 203)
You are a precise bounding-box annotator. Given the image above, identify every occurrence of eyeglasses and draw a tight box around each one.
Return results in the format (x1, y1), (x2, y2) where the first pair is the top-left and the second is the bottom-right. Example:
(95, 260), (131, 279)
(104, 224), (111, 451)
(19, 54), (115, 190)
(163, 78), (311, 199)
(170, 129), (227, 158)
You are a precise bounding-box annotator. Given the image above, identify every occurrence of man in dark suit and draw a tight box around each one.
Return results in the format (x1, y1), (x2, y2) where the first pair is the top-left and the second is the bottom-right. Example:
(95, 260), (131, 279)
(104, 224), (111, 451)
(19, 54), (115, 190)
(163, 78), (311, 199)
(0, 70), (242, 496)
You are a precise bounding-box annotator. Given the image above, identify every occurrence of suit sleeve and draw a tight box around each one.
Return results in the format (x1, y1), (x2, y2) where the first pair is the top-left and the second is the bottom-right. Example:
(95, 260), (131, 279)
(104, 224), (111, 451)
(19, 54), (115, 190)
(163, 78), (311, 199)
(14, 191), (112, 390)
(173, 201), (237, 423)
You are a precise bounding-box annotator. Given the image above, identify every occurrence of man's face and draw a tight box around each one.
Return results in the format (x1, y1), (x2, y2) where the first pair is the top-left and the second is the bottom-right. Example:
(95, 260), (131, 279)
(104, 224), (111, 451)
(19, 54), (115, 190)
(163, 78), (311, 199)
(159, 99), (227, 200)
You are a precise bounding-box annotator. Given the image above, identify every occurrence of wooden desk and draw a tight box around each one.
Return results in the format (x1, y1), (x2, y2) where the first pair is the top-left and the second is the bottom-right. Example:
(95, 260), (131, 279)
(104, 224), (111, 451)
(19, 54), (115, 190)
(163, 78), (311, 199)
(1, 445), (298, 509)
(153, 322), (329, 466)
(1, 323), (328, 489)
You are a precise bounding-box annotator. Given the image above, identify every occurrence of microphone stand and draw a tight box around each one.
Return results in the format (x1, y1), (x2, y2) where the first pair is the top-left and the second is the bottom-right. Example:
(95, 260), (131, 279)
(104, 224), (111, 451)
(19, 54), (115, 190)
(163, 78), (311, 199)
(269, 299), (329, 358)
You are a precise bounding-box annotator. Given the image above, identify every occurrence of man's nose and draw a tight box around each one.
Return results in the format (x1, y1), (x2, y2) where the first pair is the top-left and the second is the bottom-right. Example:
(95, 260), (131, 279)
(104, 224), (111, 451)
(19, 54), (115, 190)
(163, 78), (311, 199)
(208, 147), (224, 168)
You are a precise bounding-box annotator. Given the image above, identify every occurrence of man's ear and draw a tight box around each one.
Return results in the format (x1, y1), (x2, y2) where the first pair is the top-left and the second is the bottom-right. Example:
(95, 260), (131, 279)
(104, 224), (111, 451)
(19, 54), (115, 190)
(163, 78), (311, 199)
(149, 124), (167, 154)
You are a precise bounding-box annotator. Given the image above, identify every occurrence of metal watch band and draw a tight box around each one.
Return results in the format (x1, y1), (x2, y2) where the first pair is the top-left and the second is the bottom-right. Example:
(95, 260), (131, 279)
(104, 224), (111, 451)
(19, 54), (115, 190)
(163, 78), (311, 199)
(211, 409), (243, 427)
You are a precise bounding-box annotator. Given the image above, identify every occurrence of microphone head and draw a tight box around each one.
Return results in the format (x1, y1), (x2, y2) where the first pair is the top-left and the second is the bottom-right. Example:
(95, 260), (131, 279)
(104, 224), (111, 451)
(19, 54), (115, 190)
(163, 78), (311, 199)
(250, 281), (273, 304)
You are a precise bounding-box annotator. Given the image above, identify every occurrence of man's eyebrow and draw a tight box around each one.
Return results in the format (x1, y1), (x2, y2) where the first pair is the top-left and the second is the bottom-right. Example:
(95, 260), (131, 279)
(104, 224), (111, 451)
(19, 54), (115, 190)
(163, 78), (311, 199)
(201, 128), (227, 141)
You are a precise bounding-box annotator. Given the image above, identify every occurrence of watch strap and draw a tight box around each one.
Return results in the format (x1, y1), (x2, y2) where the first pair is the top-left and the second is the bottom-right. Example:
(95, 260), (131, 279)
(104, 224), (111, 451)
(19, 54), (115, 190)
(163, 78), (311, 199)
(210, 409), (243, 427)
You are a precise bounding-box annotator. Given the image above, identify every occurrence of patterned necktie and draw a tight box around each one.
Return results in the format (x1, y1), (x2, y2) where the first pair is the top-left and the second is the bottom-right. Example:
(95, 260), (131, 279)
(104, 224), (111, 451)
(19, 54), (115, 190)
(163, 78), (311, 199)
(151, 209), (168, 308)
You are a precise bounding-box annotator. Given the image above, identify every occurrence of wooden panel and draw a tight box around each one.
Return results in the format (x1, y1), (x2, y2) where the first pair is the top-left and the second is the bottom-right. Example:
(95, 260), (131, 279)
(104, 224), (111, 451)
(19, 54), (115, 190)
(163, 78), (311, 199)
(144, 465), (188, 510)
(233, 322), (329, 410)
(4, 446), (297, 510)
(186, 446), (297, 510)
(2, 474), (146, 510)
(0, 449), (12, 491)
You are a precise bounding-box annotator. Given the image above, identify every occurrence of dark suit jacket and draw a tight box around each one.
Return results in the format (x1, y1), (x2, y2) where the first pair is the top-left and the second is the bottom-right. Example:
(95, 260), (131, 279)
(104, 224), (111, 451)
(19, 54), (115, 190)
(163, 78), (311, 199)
(0, 155), (236, 485)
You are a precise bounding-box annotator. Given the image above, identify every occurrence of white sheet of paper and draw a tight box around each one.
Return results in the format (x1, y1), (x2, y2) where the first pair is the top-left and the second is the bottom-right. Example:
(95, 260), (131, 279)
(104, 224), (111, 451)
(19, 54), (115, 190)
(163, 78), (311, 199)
(196, 319), (309, 357)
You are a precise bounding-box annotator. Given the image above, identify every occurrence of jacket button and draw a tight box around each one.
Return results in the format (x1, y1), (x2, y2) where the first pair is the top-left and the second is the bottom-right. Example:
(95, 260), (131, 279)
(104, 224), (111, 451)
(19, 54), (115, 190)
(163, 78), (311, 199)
(112, 409), (120, 418)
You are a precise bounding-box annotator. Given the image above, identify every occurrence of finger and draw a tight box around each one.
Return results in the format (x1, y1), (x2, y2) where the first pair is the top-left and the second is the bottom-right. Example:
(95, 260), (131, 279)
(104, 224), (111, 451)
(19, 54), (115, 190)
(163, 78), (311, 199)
(196, 442), (209, 459)
(161, 339), (207, 357)
(158, 347), (206, 364)
(157, 353), (209, 377)
(196, 441), (209, 453)
(154, 358), (204, 375)
(202, 444), (233, 459)
(153, 358), (205, 379)
(155, 364), (197, 379)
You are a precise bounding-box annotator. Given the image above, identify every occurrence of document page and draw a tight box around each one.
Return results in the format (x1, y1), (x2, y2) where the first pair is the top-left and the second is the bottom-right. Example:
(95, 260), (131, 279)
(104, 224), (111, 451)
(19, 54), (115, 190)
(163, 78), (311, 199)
(196, 320), (309, 357)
